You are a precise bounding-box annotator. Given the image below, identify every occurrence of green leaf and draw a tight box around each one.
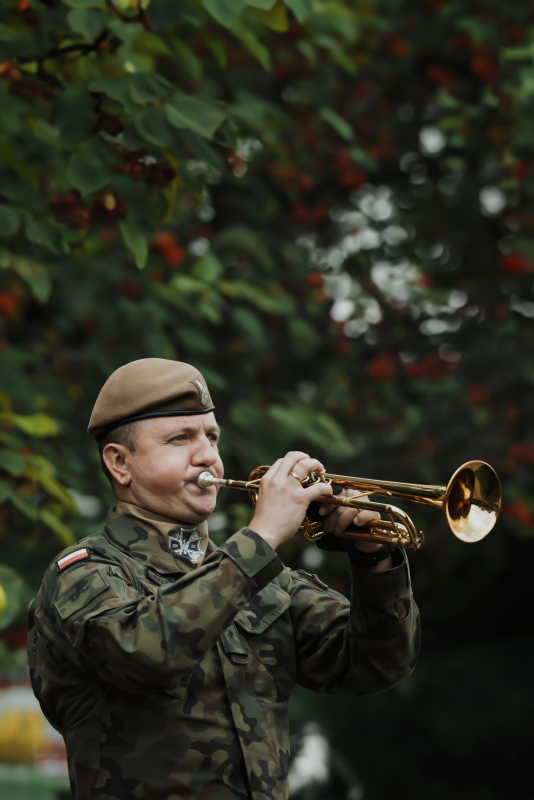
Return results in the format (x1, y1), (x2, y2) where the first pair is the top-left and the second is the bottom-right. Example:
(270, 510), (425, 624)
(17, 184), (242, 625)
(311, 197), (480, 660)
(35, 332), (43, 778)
(67, 152), (112, 195)
(165, 92), (226, 139)
(148, 0), (204, 27)
(214, 117), (239, 149)
(288, 317), (320, 352)
(119, 219), (148, 269)
(24, 218), (69, 255)
(0, 479), (10, 505)
(134, 106), (177, 147)
(23, 466), (79, 514)
(107, 16), (144, 44)
(64, 0), (105, 6)
(180, 130), (224, 173)
(129, 73), (174, 104)
(67, 8), (108, 41)
(0, 412), (59, 437)
(203, 33), (227, 67)
(13, 259), (51, 303)
(319, 107), (354, 140)
(171, 275), (206, 294)
(201, 0), (245, 27)
(88, 76), (133, 108)
(176, 326), (213, 354)
(260, 0), (288, 31)
(0, 564), (24, 631)
(229, 400), (261, 428)
(231, 306), (265, 348)
(219, 280), (294, 313)
(349, 146), (377, 170)
(0, 205), (21, 237)
(284, 0), (312, 23)
(190, 254), (224, 283)
(245, 0), (277, 8)
(0, 450), (26, 477)
(53, 86), (94, 140)
(231, 90), (289, 130)
(39, 509), (75, 548)
(230, 18), (270, 70)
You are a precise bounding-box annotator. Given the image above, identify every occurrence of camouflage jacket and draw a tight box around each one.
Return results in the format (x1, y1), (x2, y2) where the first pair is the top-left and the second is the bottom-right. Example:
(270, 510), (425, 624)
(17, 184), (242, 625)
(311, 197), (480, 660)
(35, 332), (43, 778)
(28, 508), (420, 800)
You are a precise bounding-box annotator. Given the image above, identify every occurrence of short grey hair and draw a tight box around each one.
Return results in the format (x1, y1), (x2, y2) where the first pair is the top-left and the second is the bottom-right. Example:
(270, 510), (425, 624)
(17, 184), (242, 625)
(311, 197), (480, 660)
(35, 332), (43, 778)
(98, 421), (139, 487)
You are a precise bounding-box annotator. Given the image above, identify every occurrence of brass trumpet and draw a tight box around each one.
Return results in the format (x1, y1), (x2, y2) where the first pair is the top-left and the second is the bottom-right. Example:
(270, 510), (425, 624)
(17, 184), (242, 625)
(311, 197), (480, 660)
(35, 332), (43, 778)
(196, 461), (501, 551)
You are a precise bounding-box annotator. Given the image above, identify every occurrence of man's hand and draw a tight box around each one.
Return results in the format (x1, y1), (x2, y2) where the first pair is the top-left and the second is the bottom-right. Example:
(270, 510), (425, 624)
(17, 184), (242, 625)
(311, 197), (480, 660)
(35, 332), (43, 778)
(318, 487), (393, 572)
(249, 451), (333, 551)
(318, 487), (383, 551)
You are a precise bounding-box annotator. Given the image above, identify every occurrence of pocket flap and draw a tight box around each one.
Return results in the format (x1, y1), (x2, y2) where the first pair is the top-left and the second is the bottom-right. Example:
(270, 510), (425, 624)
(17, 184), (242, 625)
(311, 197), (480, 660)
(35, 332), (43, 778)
(54, 572), (109, 620)
(234, 582), (291, 633)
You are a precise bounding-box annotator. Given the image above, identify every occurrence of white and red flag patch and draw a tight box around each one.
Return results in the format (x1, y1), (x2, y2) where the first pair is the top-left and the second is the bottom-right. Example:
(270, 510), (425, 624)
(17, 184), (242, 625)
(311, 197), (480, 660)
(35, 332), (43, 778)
(56, 548), (90, 571)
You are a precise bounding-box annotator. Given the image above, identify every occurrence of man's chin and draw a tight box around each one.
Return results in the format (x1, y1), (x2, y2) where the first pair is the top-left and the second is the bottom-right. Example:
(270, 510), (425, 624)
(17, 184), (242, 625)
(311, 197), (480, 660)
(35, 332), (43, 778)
(176, 501), (217, 526)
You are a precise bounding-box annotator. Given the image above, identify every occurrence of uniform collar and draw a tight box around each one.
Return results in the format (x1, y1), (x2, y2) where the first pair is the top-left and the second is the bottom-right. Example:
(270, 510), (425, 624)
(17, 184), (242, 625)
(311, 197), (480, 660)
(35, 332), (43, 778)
(115, 500), (209, 563)
(103, 507), (214, 575)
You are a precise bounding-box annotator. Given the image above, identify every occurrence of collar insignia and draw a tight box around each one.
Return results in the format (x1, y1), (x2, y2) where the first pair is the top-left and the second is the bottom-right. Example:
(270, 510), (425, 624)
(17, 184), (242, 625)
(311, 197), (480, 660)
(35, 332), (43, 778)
(168, 527), (203, 562)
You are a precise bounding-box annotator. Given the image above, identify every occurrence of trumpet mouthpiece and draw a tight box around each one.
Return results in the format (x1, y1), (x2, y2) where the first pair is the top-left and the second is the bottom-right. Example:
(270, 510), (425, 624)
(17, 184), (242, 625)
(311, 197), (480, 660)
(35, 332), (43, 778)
(196, 471), (220, 489)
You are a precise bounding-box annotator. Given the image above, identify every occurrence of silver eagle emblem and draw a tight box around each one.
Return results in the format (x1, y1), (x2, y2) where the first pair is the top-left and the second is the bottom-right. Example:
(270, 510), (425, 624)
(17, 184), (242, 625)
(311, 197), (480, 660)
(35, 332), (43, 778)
(191, 378), (209, 407)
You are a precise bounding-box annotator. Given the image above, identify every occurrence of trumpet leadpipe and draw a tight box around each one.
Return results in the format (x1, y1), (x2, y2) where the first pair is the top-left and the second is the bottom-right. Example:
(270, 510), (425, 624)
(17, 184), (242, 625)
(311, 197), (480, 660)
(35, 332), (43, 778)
(196, 472), (259, 492)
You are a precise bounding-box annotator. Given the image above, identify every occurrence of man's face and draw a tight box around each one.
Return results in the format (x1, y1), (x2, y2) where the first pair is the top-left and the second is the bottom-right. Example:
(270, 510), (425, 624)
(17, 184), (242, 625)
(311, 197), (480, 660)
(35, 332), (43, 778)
(105, 412), (224, 523)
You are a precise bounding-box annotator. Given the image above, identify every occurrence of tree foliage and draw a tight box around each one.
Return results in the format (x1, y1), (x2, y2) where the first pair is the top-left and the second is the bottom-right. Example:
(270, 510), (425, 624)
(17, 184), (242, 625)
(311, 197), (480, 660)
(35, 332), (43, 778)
(0, 0), (532, 795)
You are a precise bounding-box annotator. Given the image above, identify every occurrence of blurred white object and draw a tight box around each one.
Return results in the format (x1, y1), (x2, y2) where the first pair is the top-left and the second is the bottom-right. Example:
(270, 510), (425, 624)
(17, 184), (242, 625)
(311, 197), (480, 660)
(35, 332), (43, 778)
(207, 512), (227, 532)
(419, 126), (445, 155)
(288, 723), (365, 800)
(479, 186), (506, 216)
(69, 490), (102, 518)
(288, 724), (330, 796)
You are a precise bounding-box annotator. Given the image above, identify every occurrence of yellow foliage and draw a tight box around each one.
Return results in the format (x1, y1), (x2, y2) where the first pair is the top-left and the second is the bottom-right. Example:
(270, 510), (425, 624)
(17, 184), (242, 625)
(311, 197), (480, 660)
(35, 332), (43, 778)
(0, 709), (46, 763)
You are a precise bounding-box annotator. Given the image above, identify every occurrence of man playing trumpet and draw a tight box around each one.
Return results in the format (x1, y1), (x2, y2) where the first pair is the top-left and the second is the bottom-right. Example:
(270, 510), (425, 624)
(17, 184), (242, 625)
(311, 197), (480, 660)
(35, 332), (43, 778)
(29, 358), (420, 800)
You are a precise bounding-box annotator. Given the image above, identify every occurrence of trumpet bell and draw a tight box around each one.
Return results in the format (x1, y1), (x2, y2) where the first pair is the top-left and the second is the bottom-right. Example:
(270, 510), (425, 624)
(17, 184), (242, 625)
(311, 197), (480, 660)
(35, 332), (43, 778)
(445, 461), (502, 543)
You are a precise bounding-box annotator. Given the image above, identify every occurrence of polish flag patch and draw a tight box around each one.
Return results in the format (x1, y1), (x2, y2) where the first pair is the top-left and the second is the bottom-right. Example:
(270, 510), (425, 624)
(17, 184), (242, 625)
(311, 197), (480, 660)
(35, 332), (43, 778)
(56, 548), (90, 571)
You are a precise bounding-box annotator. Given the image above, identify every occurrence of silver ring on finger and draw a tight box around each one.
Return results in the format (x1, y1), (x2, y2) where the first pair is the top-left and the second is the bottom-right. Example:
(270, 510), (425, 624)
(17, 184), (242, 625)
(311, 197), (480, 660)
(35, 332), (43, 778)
(290, 472), (304, 483)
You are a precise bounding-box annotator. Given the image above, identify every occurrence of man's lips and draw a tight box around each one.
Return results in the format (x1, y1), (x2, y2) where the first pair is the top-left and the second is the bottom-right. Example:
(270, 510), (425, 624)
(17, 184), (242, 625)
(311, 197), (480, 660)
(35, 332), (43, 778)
(187, 470), (219, 487)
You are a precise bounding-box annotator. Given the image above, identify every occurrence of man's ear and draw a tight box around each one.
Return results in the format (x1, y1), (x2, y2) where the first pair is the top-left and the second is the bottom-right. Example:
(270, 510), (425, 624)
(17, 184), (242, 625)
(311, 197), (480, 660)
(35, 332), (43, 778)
(102, 444), (132, 487)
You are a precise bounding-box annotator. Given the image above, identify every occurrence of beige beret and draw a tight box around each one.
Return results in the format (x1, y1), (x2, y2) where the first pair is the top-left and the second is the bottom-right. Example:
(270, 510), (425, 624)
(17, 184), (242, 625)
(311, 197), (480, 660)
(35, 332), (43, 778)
(88, 358), (214, 441)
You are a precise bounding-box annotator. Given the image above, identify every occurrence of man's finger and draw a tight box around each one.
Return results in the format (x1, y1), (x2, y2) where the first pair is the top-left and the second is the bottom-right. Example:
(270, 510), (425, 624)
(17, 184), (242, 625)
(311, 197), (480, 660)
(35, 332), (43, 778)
(278, 451), (311, 479)
(322, 506), (357, 533)
(334, 507), (362, 534)
(353, 508), (381, 526)
(261, 458), (283, 481)
(290, 457), (325, 480)
(303, 482), (333, 503)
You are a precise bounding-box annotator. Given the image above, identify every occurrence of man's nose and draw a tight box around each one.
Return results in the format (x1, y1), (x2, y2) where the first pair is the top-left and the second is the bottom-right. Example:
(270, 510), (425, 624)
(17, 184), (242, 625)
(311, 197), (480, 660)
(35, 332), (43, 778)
(191, 436), (218, 466)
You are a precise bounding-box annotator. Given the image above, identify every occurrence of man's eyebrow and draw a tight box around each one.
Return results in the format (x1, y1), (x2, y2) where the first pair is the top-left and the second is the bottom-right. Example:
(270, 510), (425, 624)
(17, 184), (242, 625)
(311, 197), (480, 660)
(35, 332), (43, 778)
(165, 423), (221, 437)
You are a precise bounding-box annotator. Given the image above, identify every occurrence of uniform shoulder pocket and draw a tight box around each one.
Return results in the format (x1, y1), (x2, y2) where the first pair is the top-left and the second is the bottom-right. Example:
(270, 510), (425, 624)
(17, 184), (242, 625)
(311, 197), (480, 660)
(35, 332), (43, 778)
(54, 571), (110, 621)
(290, 569), (329, 591)
(234, 582), (291, 634)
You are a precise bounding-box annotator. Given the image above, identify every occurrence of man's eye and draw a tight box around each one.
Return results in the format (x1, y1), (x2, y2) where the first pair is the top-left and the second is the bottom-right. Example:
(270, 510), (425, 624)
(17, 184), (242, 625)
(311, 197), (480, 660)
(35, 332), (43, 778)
(173, 436), (185, 442)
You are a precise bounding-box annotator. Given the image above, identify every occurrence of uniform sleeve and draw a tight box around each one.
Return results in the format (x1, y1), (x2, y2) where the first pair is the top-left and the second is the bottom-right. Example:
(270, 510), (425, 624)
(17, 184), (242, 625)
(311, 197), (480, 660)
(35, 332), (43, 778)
(288, 551), (420, 696)
(38, 528), (282, 694)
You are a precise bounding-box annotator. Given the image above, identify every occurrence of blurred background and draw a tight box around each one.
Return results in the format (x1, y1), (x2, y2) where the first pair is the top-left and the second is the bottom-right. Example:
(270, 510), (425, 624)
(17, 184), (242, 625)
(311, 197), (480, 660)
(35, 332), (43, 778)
(0, 0), (533, 797)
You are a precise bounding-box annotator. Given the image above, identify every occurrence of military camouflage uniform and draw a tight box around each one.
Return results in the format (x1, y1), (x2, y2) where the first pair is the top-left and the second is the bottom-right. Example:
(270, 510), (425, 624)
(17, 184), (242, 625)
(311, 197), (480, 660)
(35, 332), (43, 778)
(29, 508), (420, 800)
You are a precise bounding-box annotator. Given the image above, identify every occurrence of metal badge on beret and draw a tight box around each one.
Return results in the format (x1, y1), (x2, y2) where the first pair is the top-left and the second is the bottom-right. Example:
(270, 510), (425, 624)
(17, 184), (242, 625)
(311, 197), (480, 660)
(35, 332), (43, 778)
(190, 378), (209, 407)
